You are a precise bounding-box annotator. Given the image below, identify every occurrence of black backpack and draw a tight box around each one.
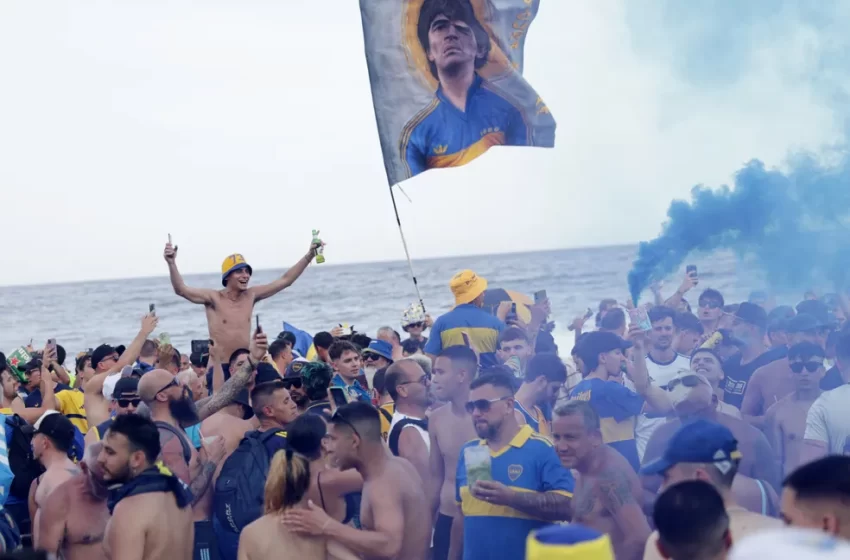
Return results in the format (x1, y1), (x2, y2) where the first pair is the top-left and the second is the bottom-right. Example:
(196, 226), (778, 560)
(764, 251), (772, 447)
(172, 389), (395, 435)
(213, 430), (282, 533)
(388, 417), (428, 457)
(5, 415), (45, 501)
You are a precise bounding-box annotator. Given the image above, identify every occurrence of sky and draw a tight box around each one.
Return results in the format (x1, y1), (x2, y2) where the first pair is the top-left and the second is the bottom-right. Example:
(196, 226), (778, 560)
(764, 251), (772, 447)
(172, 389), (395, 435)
(1, 0), (845, 286)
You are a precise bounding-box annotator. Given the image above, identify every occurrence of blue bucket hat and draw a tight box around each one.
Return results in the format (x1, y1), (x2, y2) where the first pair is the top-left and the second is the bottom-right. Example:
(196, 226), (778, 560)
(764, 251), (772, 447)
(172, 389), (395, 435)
(362, 340), (394, 362)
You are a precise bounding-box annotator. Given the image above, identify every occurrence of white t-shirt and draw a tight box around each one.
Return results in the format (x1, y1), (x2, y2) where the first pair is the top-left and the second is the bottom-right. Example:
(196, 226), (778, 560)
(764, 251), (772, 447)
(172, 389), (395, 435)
(804, 384), (850, 454)
(389, 411), (430, 452)
(635, 353), (691, 460)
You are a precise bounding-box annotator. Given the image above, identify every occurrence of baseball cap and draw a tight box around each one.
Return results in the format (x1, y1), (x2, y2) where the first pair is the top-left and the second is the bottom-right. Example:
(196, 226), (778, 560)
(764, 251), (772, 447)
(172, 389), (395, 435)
(221, 254), (252, 287)
(26, 410), (76, 451)
(90, 344), (118, 371)
(112, 376), (140, 399)
(23, 358), (42, 373)
(362, 340), (394, 362)
(450, 270), (488, 306)
(232, 389), (253, 420)
(735, 302), (768, 331)
(767, 305), (796, 333)
(575, 331), (633, 366)
(731, 528), (850, 560)
(796, 300), (838, 329)
(525, 524), (614, 560)
(284, 358), (309, 378)
(641, 419), (742, 476)
(788, 313), (820, 334)
(255, 362), (283, 386)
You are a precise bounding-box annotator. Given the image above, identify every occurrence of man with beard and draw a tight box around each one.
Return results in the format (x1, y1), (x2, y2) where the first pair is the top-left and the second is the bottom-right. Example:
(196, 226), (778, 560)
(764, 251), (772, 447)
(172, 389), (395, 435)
(551, 400), (650, 560)
(282, 358), (310, 413)
(362, 340), (394, 387)
(450, 370), (573, 560)
(642, 370), (781, 514)
(29, 412), (80, 549)
(513, 353), (567, 436)
(37, 443), (110, 560)
(722, 303), (783, 410)
(85, 377), (141, 447)
(428, 346), (478, 560)
(295, 362), (335, 418)
(635, 306), (690, 460)
(164, 238), (322, 369)
(384, 360), (431, 491)
(765, 342), (825, 479)
(282, 402), (431, 560)
(98, 414), (194, 560)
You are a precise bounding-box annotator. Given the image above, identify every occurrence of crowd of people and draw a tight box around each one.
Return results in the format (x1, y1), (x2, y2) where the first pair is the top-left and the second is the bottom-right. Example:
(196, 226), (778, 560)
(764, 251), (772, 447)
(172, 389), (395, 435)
(0, 241), (848, 560)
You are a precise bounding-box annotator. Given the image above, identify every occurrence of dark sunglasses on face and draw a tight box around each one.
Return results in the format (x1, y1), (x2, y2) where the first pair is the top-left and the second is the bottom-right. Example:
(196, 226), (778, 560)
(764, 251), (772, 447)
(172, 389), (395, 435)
(363, 354), (384, 363)
(464, 396), (511, 414)
(406, 322), (425, 329)
(282, 377), (303, 390)
(790, 361), (823, 374)
(699, 300), (722, 309)
(118, 398), (141, 408)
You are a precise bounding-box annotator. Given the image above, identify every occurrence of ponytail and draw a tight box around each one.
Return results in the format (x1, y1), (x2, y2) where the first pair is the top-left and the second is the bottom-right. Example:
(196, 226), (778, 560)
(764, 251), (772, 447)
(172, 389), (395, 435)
(264, 447), (311, 514)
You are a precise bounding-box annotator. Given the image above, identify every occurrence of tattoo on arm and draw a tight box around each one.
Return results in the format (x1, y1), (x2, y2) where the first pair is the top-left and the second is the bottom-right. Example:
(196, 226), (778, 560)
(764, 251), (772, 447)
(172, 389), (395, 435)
(189, 461), (217, 505)
(509, 490), (572, 522)
(198, 361), (253, 421)
(598, 468), (635, 514)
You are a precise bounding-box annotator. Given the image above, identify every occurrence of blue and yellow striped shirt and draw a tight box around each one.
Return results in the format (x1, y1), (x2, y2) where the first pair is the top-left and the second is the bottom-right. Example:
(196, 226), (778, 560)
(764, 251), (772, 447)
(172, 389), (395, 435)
(424, 304), (505, 368)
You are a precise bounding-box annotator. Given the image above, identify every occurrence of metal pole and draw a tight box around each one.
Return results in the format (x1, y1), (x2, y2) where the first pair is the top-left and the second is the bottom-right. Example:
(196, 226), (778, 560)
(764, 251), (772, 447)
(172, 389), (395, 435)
(389, 184), (426, 313)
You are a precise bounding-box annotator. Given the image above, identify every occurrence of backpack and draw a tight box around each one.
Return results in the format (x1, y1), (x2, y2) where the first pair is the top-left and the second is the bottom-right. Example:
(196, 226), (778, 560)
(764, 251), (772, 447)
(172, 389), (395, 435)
(213, 430), (282, 533)
(4, 415), (44, 502)
(155, 421), (192, 465)
(388, 417), (428, 457)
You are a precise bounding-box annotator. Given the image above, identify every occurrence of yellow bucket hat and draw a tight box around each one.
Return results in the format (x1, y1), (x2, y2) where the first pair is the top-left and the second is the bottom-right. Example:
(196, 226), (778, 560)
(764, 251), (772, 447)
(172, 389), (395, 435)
(450, 270), (488, 306)
(221, 254), (253, 287)
(526, 525), (614, 560)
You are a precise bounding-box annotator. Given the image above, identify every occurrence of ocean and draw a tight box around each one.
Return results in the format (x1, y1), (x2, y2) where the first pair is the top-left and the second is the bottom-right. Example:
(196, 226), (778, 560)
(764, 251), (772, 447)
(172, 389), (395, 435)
(0, 246), (756, 359)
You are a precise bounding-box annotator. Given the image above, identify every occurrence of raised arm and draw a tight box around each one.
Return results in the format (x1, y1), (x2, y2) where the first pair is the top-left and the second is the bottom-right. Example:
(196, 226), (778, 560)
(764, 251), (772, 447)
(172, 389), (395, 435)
(251, 240), (321, 302)
(13, 358), (57, 424)
(663, 271), (698, 310)
(164, 242), (216, 305)
(626, 328), (672, 414)
(197, 332), (266, 421)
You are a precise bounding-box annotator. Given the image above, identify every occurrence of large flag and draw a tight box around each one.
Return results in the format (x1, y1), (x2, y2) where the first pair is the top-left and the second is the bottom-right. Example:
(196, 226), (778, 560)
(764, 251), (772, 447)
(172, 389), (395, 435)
(360, 0), (555, 185)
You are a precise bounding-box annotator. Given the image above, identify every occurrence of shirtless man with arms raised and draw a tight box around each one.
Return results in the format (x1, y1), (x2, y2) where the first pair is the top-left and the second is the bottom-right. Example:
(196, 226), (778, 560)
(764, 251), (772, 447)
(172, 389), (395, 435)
(765, 341), (825, 479)
(99, 414), (194, 560)
(29, 411), (81, 548)
(164, 237), (322, 365)
(283, 401), (431, 560)
(38, 443), (110, 560)
(552, 400), (650, 560)
(428, 346), (478, 560)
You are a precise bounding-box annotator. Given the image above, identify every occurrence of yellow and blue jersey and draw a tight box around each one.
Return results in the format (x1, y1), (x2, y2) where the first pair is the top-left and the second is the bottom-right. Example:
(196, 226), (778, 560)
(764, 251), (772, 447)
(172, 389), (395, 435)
(424, 304), (505, 368)
(569, 378), (644, 472)
(515, 402), (551, 437)
(400, 74), (530, 179)
(456, 425), (574, 560)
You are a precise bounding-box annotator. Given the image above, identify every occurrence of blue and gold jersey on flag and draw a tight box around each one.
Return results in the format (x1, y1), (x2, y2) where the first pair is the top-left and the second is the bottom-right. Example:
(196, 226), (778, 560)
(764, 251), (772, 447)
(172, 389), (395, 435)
(456, 425), (574, 560)
(424, 303), (505, 367)
(569, 378), (644, 472)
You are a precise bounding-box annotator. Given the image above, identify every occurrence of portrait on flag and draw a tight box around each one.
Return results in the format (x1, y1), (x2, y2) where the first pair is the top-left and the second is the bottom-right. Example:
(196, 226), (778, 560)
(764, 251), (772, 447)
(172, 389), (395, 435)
(360, 0), (555, 185)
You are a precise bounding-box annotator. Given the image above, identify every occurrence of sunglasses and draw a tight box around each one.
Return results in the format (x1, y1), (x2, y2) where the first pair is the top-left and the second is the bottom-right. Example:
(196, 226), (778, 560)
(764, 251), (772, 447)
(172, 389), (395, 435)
(363, 354), (384, 363)
(790, 361), (823, 374)
(282, 377), (303, 390)
(156, 378), (179, 396)
(117, 398), (141, 408)
(406, 322), (425, 329)
(699, 301), (722, 309)
(667, 375), (705, 391)
(464, 396), (511, 414)
(331, 410), (360, 439)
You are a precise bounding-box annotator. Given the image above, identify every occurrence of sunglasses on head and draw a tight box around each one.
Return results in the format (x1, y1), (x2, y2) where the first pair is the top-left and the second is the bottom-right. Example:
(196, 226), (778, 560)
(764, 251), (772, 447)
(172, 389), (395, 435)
(464, 396), (510, 414)
(118, 398), (141, 408)
(667, 375), (704, 391)
(282, 377), (303, 390)
(331, 410), (360, 439)
(790, 361), (823, 374)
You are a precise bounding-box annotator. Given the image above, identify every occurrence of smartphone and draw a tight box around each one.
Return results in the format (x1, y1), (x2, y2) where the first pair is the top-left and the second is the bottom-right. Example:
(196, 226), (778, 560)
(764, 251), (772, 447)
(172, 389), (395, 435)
(686, 264), (697, 276)
(338, 323), (353, 337)
(191, 339), (211, 356)
(46, 338), (57, 360)
(149, 303), (156, 315)
(329, 387), (350, 408)
(255, 315), (262, 334)
(583, 307), (594, 320)
(534, 290), (547, 304)
(168, 233), (172, 245)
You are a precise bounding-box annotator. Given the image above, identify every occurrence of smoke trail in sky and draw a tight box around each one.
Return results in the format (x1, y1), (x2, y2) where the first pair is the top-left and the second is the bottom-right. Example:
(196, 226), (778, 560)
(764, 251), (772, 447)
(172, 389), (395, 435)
(627, 150), (850, 303)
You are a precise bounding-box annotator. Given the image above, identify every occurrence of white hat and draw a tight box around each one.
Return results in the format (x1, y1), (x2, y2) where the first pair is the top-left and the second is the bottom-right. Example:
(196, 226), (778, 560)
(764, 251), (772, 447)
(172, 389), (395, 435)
(731, 528), (850, 560)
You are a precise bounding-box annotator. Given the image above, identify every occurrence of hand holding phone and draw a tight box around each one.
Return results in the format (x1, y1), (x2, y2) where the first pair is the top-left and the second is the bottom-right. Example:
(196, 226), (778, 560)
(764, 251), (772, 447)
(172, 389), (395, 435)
(149, 303), (156, 316)
(534, 290), (548, 304)
(255, 315), (262, 334)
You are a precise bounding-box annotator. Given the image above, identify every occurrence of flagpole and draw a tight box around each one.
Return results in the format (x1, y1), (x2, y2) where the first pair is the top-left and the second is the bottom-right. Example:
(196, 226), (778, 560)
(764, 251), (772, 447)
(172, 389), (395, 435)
(390, 184), (427, 313)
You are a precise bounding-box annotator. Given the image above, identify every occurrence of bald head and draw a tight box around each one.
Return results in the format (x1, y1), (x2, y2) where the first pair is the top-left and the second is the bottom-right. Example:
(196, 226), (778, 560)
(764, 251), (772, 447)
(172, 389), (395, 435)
(83, 441), (103, 467)
(138, 369), (177, 403)
(385, 359), (427, 402)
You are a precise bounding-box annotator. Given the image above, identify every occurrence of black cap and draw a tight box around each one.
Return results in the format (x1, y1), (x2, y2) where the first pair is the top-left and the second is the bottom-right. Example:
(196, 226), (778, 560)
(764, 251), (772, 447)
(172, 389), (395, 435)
(112, 377), (140, 399)
(255, 362), (282, 385)
(735, 302), (767, 331)
(23, 358), (42, 373)
(0, 352), (6, 373)
(575, 331), (633, 366)
(787, 313), (820, 334)
(91, 344), (117, 370)
(233, 389), (253, 420)
(285, 359), (309, 378)
(29, 412), (76, 452)
(796, 300), (837, 329)
(767, 305), (796, 333)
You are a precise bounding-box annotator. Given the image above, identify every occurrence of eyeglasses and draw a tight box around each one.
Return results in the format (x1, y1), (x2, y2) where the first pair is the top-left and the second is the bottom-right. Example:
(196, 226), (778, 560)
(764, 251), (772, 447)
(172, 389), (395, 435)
(790, 361), (823, 374)
(699, 301), (722, 309)
(398, 374), (429, 387)
(156, 378), (179, 396)
(282, 377), (303, 390)
(117, 398), (141, 408)
(667, 375), (705, 391)
(331, 410), (360, 439)
(465, 396), (511, 414)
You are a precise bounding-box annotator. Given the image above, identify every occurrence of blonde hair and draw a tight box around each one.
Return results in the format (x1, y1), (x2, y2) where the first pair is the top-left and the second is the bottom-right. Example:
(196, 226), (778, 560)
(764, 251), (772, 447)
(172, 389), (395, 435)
(264, 448), (311, 514)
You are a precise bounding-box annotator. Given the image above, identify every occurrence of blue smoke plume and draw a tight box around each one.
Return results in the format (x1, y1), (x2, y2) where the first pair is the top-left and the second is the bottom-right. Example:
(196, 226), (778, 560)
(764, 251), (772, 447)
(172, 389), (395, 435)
(628, 150), (850, 303)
